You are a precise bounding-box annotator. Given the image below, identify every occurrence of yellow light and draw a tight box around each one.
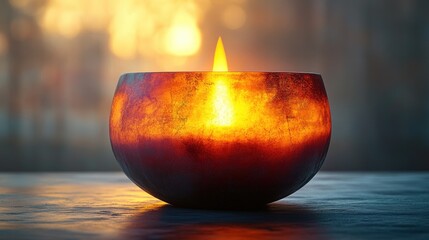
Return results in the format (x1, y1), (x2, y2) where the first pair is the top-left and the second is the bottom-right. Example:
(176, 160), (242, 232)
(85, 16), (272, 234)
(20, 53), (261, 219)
(210, 37), (233, 127)
(211, 80), (233, 126)
(164, 21), (201, 56)
(212, 37), (228, 72)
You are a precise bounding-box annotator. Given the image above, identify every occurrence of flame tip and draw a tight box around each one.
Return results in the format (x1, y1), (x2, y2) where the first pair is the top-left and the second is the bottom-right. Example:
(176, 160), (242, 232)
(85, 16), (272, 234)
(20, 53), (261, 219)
(212, 37), (228, 72)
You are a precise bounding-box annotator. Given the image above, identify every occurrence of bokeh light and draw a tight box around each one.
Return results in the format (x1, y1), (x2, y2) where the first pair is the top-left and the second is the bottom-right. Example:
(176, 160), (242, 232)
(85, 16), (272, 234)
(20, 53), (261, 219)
(222, 5), (246, 30)
(163, 12), (202, 56)
(27, 0), (210, 59)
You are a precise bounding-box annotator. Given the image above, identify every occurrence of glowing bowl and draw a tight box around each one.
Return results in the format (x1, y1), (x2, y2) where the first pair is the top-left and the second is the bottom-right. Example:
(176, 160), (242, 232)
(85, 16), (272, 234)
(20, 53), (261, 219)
(110, 72), (331, 209)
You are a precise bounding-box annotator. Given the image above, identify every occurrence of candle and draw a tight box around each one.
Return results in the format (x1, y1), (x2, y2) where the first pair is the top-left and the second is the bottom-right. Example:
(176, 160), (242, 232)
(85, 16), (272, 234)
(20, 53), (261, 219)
(110, 37), (331, 209)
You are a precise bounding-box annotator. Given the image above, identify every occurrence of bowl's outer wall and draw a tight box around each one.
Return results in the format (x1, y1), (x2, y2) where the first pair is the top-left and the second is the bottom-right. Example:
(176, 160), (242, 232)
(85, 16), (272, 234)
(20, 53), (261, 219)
(110, 72), (331, 208)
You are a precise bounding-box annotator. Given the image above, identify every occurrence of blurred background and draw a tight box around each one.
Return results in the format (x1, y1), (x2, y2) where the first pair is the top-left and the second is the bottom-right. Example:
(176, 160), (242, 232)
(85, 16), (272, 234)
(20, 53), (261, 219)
(0, 0), (428, 171)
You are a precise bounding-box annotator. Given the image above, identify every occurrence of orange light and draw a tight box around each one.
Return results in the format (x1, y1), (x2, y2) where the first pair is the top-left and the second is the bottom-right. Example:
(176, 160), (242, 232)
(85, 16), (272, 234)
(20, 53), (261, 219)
(110, 73), (330, 144)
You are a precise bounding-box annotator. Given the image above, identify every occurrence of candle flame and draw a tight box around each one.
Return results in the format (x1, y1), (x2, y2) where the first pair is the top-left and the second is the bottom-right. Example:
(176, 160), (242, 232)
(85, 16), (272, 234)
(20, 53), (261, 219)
(210, 37), (233, 126)
(212, 37), (228, 71)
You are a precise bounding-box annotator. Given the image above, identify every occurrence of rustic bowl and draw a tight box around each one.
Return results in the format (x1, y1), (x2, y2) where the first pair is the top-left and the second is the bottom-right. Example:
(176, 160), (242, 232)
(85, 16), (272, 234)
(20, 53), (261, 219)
(110, 72), (331, 209)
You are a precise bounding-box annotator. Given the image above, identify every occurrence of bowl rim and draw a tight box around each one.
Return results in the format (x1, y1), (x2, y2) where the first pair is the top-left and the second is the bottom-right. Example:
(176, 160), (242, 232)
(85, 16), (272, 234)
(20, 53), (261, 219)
(119, 71), (322, 78)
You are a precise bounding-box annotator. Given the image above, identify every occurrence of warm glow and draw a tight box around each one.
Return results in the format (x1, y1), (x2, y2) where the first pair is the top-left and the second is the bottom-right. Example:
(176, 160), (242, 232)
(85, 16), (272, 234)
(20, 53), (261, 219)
(26, 0), (208, 60)
(212, 37), (228, 72)
(110, 44), (330, 147)
(210, 37), (234, 127)
(210, 80), (234, 126)
(111, 72), (331, 146)
(164, 13), (202, 56)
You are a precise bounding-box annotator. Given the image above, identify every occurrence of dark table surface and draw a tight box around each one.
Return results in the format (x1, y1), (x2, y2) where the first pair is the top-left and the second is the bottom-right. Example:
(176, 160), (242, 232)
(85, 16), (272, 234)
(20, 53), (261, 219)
(1, 172), (428, 240)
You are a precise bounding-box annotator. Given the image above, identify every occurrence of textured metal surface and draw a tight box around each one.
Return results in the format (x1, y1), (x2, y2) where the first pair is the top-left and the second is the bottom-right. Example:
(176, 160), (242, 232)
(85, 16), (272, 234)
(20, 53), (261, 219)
(1, 173), (428, 239)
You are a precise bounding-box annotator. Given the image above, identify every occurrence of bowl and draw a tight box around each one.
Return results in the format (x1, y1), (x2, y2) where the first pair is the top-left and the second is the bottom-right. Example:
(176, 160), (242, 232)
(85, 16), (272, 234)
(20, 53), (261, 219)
(110, 72), (331, 209)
